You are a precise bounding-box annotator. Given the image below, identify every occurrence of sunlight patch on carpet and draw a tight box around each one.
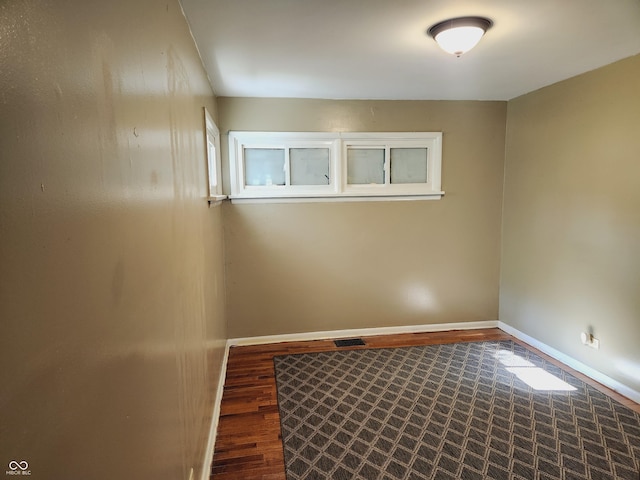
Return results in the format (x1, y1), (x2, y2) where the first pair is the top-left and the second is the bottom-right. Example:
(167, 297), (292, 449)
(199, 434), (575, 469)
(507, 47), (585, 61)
(496, 349), (576, 391)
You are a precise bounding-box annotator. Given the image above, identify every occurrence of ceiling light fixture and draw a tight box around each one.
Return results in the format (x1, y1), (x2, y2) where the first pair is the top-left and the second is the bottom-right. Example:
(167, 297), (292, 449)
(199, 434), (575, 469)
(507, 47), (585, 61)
(428, 16), (493, 57)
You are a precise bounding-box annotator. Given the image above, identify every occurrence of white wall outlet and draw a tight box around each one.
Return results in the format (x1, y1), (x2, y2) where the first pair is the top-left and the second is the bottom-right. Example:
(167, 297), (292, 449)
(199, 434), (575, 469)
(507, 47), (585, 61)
(580, 332), (600, 349)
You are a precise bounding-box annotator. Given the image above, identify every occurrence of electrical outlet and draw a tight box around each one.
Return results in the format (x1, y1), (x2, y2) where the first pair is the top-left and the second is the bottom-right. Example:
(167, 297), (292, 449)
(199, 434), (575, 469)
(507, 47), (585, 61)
(581, 332), (600, 349)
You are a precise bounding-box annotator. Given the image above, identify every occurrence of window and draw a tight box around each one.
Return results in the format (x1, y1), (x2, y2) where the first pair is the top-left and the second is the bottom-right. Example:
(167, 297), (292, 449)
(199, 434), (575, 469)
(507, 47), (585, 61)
(204, 108), (226, 203)
(228, 132), (443, 202)
(290, 148), (331, 186)
(347, 148), (385, 185)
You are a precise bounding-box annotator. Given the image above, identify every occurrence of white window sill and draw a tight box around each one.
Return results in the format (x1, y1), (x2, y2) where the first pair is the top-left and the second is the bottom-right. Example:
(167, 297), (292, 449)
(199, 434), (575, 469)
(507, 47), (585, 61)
(208, 195), (228, 206)
(228, 192), (444, 204)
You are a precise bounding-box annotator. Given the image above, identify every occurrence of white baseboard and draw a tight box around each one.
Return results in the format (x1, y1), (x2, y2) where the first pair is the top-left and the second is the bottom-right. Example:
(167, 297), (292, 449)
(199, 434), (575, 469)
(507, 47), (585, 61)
(498, 321), (640, 404)
(228, 320), (499, 347)
(200, 342), (231, 480)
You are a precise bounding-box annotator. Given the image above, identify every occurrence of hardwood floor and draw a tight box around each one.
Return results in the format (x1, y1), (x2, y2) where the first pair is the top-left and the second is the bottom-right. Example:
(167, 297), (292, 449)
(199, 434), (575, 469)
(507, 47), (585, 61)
(210, 328), (640, 479)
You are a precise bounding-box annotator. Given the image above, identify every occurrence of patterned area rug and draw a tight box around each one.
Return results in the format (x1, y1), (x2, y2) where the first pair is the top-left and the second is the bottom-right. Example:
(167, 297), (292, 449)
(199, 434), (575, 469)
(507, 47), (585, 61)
(274, 341), (640, 479)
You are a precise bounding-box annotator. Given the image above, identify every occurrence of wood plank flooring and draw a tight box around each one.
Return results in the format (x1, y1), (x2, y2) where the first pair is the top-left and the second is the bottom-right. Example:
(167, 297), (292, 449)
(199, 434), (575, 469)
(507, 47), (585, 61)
(210, 328), (640, 479)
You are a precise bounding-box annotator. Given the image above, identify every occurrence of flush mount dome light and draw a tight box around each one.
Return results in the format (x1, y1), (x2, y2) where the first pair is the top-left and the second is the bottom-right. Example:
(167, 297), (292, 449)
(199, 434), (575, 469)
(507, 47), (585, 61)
(428, 16), (493, 57)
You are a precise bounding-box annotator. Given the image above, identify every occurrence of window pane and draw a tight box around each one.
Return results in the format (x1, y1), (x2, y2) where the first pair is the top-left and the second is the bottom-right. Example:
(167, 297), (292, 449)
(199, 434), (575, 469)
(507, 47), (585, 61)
(207, 138), (217, 187)
(390, 148), (428, 184)
(290, 148), (330, 185)
(347, 148), (385, 184)
(244, 148), (285, 186)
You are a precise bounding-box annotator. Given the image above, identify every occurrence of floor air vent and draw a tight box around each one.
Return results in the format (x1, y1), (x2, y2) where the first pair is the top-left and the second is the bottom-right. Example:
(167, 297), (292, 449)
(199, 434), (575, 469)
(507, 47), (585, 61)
(334, 338), (366, 347)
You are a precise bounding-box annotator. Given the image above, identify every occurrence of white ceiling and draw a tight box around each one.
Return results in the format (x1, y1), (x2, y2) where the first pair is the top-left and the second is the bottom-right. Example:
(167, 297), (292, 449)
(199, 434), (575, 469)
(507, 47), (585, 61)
(180, 0), (640, 101)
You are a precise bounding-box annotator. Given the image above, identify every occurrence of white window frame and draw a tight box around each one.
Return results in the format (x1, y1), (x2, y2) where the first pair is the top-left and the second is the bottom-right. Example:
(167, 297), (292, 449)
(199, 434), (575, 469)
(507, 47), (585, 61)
(229, 132), (340, 198)
(228, 131), (443, 203)
(204, 108), (226, 204)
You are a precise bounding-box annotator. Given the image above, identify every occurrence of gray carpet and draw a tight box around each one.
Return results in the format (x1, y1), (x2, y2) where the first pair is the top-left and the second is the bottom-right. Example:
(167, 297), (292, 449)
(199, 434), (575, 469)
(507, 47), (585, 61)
(274, 340), (640, 479)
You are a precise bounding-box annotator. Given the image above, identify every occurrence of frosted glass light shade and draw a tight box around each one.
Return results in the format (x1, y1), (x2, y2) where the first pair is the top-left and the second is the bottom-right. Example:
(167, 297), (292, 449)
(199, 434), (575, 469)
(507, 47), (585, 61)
(428, 17), (492, 57)
(434, 26), (485, 56)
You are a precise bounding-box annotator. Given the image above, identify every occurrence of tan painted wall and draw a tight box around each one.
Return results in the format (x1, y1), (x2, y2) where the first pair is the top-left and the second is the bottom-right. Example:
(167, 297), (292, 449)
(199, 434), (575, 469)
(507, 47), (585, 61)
(0, 1), (225, 479)
(500, 54), (640, 393)
(219, 98), (506, 338)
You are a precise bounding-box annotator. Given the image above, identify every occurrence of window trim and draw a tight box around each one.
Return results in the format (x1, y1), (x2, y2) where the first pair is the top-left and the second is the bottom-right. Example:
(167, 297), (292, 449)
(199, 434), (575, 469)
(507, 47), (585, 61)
(228, 131), (443, 203)
(232, 135), (340, 197)
(341, 133), (442, 196)
(204, 108), (226, 204)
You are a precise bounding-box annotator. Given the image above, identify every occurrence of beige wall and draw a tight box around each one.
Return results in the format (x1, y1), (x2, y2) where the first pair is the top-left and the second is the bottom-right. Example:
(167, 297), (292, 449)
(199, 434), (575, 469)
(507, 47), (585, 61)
(500, 54), (640, 393)
(0, 1), (225, 479)
(219, 98), (506, 338)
